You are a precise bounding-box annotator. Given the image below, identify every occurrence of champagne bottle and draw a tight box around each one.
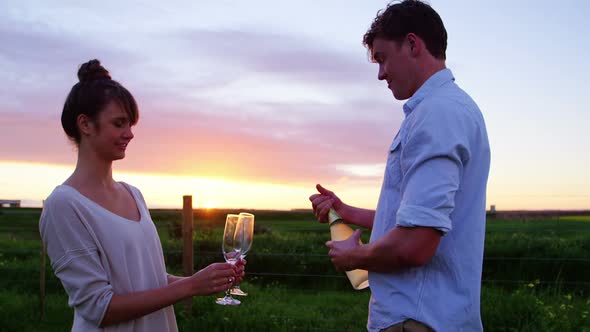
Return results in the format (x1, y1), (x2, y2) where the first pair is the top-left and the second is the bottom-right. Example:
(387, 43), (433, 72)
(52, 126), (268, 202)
(328, 208), (369, 290)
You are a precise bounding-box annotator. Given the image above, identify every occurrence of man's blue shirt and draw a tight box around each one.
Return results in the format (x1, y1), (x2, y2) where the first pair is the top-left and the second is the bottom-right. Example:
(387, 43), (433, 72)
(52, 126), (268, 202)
(368, 68), (491, 332)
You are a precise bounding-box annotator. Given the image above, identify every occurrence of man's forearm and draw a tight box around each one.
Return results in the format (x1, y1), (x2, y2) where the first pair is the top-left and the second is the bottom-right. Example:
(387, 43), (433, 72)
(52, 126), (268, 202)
(341, 205), (375, 229)
(353, 240), (407, 273)
(352, 226), (441, 272)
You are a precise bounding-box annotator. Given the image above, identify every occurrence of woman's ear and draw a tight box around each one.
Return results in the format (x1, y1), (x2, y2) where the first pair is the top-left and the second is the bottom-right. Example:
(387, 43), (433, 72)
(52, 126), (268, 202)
(76, 114), (93, 137)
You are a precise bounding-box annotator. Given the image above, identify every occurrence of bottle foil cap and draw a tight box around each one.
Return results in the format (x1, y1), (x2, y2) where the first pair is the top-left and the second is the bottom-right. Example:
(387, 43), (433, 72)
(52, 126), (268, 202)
(328, 208), (343, 225)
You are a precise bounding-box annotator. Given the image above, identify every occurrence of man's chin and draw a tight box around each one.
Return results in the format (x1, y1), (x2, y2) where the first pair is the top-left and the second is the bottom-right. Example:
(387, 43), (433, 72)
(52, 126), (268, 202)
(392, 90), (410, 101)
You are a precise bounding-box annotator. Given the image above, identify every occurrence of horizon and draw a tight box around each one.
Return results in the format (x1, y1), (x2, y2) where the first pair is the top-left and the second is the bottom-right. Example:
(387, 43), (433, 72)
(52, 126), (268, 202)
(3, 201), (590, 214)
(1, 1), (589, 211)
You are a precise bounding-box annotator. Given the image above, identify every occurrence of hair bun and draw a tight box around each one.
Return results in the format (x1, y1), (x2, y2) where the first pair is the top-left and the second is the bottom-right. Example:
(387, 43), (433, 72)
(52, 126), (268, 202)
(77, 59), (111, 82)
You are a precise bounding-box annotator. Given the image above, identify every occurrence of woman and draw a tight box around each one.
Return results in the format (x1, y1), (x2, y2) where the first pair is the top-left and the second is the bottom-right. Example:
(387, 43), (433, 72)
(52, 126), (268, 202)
(39, 59), (243, 331)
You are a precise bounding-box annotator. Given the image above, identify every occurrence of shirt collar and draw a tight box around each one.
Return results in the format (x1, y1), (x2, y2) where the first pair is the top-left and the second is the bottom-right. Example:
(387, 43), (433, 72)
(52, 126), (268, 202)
(402, 68), (455, 117)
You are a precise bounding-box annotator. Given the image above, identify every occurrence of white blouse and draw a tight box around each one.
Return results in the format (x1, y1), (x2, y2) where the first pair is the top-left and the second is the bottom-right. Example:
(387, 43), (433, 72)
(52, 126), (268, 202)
(39, 183), (177, 332)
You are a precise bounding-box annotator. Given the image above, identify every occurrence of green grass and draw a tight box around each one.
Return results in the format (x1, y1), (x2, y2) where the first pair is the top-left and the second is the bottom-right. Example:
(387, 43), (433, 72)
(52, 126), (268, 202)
(0, 284), (372, 332)
(481, 286), (590, 331)
(486, 217), (590, 239)
(559, 215), (590, 222)
(483, 217), (590, 290)
(2, 208), (590, 331)
(2, 285), (588, 332)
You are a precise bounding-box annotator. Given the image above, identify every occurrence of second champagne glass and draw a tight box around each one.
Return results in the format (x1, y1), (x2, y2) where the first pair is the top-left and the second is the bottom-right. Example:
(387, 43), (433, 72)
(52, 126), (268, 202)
(231, 212), (254, 296)
(215, 214), (241, 306)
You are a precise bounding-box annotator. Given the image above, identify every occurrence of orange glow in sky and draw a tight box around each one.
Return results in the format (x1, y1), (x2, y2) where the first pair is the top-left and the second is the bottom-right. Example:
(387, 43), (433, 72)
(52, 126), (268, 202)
(1, 1), (589, 211)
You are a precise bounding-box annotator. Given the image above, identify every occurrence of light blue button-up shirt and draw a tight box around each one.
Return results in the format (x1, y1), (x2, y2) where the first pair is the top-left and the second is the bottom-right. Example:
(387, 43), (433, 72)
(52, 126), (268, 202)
(368, 68), (490, 332)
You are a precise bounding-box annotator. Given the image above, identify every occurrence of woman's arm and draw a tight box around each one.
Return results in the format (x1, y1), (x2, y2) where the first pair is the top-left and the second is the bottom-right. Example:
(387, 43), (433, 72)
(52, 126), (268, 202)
(167, 274), (185, 284)
(101, 263), (237, 327)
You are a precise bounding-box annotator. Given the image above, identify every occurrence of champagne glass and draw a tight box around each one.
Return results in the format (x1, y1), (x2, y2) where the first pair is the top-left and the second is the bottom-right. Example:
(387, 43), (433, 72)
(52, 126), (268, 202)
(215, 214), (241, 306)
(230, 212), (254, 296)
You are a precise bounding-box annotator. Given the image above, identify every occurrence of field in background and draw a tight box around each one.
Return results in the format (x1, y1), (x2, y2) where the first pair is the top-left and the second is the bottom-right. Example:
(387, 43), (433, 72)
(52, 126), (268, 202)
(1, 208), (589, 331)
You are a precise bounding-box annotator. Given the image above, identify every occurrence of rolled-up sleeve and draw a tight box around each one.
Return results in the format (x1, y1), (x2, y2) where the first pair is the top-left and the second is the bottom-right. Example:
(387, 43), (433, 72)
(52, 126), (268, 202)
(40, 198), (113, 326)
(396, 99), (474, 234)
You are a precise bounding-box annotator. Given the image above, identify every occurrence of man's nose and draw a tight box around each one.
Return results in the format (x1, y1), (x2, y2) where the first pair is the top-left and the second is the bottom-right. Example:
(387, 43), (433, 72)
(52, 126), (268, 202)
(378, 65), (386, 81)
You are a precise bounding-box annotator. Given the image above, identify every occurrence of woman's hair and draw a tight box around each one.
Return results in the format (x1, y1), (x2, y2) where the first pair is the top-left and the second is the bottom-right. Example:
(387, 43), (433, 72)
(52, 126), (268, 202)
(61, 59), (139, 144)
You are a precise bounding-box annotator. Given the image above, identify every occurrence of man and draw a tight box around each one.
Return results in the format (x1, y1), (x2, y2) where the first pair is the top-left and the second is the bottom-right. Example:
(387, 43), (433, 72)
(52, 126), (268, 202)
(309, 1), (490, 331)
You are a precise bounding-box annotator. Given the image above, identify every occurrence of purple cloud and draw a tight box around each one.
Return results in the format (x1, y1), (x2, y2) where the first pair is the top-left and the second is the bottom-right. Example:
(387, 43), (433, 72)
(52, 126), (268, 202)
(172, 29), (376, 85)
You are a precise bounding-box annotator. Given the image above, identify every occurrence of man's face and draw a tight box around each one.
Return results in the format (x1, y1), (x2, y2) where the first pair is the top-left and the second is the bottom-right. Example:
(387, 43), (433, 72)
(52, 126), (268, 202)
(372, 36), (415, 100)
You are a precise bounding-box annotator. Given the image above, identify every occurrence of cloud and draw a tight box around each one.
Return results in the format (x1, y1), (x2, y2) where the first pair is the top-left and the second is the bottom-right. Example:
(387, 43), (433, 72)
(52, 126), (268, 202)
(0, 112), (75, 165)
(118, 96), (401, 184)
(336, 163), (386, 178)
(0, 99), (401, 185)
(0, 14), (148, 114)
(0, 9), (402, 187)
(172, 29), (375, 85)
(125, 119), (387, 184)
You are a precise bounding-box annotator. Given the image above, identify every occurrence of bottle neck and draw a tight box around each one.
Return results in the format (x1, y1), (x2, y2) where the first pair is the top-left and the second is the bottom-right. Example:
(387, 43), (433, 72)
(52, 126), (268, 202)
(328, 208), (343, 225)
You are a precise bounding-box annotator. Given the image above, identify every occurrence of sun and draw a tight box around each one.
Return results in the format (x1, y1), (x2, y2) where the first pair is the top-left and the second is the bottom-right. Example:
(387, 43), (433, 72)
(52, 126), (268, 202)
(201, 200), (220, 209)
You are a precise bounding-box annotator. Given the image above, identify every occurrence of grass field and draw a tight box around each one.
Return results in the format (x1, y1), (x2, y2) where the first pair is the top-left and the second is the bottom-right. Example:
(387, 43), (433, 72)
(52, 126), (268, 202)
(0, 208), (589, 331)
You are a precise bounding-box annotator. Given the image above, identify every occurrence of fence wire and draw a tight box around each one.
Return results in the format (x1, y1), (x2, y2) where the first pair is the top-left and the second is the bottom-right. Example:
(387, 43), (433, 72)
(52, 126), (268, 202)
(3, 278), (590, 287)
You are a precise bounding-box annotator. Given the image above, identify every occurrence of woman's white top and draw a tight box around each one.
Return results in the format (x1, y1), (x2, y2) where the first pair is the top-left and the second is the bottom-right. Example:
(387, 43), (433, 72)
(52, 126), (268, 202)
(39, 183), (178, 332)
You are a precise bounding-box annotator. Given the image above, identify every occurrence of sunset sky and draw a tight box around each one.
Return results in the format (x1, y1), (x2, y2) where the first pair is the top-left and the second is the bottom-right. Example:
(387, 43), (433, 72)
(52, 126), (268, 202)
(1, 0), (589, 210)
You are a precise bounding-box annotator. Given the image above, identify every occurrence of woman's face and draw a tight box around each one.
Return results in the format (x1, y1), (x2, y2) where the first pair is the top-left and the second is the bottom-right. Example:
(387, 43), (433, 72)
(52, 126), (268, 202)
(84, 100), (135, 161)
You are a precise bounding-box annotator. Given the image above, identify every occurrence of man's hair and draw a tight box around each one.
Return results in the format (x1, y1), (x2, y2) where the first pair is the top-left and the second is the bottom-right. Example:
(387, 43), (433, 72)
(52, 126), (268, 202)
(363, 0), (447, 60)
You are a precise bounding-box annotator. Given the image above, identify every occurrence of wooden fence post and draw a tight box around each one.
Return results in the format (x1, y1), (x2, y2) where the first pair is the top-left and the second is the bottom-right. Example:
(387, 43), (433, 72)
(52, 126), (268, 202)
(182, 195), (194, 313)
(40, 200), (46, 321)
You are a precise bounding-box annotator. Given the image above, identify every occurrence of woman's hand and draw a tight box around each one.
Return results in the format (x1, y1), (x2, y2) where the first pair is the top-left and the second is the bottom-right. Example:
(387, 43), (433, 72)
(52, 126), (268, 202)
(188, 262), (239, 295)
(234, 258), (247, 284)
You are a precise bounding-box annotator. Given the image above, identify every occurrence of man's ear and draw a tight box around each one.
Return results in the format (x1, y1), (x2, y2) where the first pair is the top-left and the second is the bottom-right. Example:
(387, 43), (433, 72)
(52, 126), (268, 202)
(406, 33), (421, 56)
(76, 114), (93, 136)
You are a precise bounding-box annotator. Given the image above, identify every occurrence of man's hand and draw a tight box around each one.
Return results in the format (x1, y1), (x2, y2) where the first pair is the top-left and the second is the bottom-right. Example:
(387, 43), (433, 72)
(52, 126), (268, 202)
(325, 229), (363, 271)
(309, 184), (343, 223)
